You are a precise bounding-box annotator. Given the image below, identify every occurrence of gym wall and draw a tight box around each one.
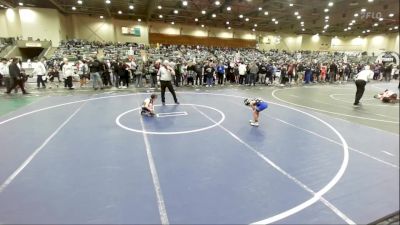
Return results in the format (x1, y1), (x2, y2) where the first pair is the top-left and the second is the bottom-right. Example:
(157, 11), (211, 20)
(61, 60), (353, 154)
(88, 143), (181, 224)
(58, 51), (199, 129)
(0, 7), (398, 55)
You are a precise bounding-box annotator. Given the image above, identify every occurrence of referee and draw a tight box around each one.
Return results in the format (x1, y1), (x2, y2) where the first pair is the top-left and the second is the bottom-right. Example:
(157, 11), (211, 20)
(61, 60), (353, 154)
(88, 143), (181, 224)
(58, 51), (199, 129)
(158, 60), (179, 105)
(354, 66), (374, 106)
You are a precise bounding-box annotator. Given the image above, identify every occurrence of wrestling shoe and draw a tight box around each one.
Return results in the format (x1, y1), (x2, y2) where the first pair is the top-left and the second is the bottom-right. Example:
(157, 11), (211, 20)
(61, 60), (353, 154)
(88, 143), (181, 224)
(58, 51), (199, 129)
(250, 122), (259, 127)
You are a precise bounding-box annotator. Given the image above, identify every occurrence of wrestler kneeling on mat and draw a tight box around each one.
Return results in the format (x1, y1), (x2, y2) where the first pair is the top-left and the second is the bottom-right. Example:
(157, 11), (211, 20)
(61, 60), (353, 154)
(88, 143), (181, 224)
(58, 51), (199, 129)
(244, 98), (268, 127)
(141, 94), (157, 117)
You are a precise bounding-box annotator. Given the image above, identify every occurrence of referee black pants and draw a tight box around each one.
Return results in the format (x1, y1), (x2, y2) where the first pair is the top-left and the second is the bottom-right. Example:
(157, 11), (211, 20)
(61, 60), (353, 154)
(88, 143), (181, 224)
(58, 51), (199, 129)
(66, 76), (73, 89)
(160, 80), (178, 103)
(354, 79), (366, 105)
(6, 78), (27, 94)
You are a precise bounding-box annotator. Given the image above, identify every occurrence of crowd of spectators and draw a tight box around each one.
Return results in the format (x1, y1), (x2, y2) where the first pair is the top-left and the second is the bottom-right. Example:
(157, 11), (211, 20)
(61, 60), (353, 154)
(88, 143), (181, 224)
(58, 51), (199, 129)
(0, 41), (399, 94)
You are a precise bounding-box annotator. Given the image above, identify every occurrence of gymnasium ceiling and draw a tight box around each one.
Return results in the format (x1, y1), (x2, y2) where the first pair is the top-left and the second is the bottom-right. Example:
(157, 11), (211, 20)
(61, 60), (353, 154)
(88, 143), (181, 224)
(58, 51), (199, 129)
(0, 0), (399, 36)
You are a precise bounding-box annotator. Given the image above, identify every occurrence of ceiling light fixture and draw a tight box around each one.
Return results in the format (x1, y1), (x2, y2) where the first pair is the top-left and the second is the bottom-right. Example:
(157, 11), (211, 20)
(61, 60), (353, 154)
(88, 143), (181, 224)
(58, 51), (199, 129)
(354, 13), (359, 17)
(129, 5), (134, 10)
(264, 11), (268, 15)
(201, 24), (205, 27)
(272, 18), (276, 21)
(258, 7), (262, 11)
(324, 8), (329, 12)
(174, 10), (179, 14)
(289, 3), (293, 6)
(77, 0), (83, 4)
(227, 6), (231, 11)
(388, 13), (394, 17)
(215, 1), (220, 6)
(182, 1), (188, 6)
(171, 21), (175, 25)
(72, 6), (76, 10)
(105, 0), (111, 4)
(202, 10), (206, 14)
(361, 8), (366, 12)
(157, 5), (162, 9)
(254, 24), (257, 27)
(226, 21), (229, 24)
(118, 10), (122, 14)
(239, 14), (243, 18)
(195, 18), (198, 22)
(245, 18), (249, 21)
(275, 21), (279, 24)
(100, 15), (104, 19)
(297, 15), (301, 19)
(294, 11), (299, 15)
(138, 18), (141, 22)
(373, 23), (378, 26)
(159, 14), (163, 18)
(212, 14), (216, 18)
(379, 17), (383, 21)
(328, 2), (333, 7)
(228, 27), (231, 29)
(19, 2), (23, 6)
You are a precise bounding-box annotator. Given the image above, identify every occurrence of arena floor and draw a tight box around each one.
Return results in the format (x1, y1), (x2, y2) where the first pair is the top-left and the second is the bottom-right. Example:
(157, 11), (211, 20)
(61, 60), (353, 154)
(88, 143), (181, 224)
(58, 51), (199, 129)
(0, 81), (398, 224)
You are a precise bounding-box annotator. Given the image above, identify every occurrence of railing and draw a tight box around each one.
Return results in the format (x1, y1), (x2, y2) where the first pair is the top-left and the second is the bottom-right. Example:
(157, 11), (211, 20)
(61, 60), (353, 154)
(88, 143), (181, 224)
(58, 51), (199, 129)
(0, 45), (14, 58)
(16, 40), (52, 48)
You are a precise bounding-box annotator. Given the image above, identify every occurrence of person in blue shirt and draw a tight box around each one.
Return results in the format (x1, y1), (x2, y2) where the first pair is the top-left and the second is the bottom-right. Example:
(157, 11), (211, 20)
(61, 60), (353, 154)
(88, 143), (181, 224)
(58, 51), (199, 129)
(244, 98), (268, 127)
(216, 62), (225, 86)
(304, 64), (312, 84)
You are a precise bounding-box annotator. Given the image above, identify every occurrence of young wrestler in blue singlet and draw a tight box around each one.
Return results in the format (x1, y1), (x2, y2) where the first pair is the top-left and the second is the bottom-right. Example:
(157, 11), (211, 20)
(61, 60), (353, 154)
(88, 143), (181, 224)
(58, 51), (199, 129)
(244, 98), (268, 127)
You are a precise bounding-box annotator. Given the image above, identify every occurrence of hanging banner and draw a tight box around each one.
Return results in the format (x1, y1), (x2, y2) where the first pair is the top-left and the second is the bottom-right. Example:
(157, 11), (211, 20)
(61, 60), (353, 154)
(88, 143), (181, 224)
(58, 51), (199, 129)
(121, 27), (141, 37)
(375, 52), (399, 65)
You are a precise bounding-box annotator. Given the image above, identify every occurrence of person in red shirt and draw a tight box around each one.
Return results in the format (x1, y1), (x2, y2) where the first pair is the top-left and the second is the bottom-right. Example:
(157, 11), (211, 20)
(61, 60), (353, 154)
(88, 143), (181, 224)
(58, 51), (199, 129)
(320, 63), (327, 82)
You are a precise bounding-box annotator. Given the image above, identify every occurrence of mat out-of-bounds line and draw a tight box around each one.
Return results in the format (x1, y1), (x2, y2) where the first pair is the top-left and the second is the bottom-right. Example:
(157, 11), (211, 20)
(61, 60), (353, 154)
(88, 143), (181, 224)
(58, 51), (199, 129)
(227, 99), (399, 169)
(371, 83), (400, 91)
(272, 89), (399, 123)
(310, 99), (398, 120)
(191, 106), (355, 225)
(329, 94), (398, 108)
(0, 93), (138, 125)
(138, 106), (169, 225)
(272, 117), (399, 169)
(0, 103), (85, 193)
